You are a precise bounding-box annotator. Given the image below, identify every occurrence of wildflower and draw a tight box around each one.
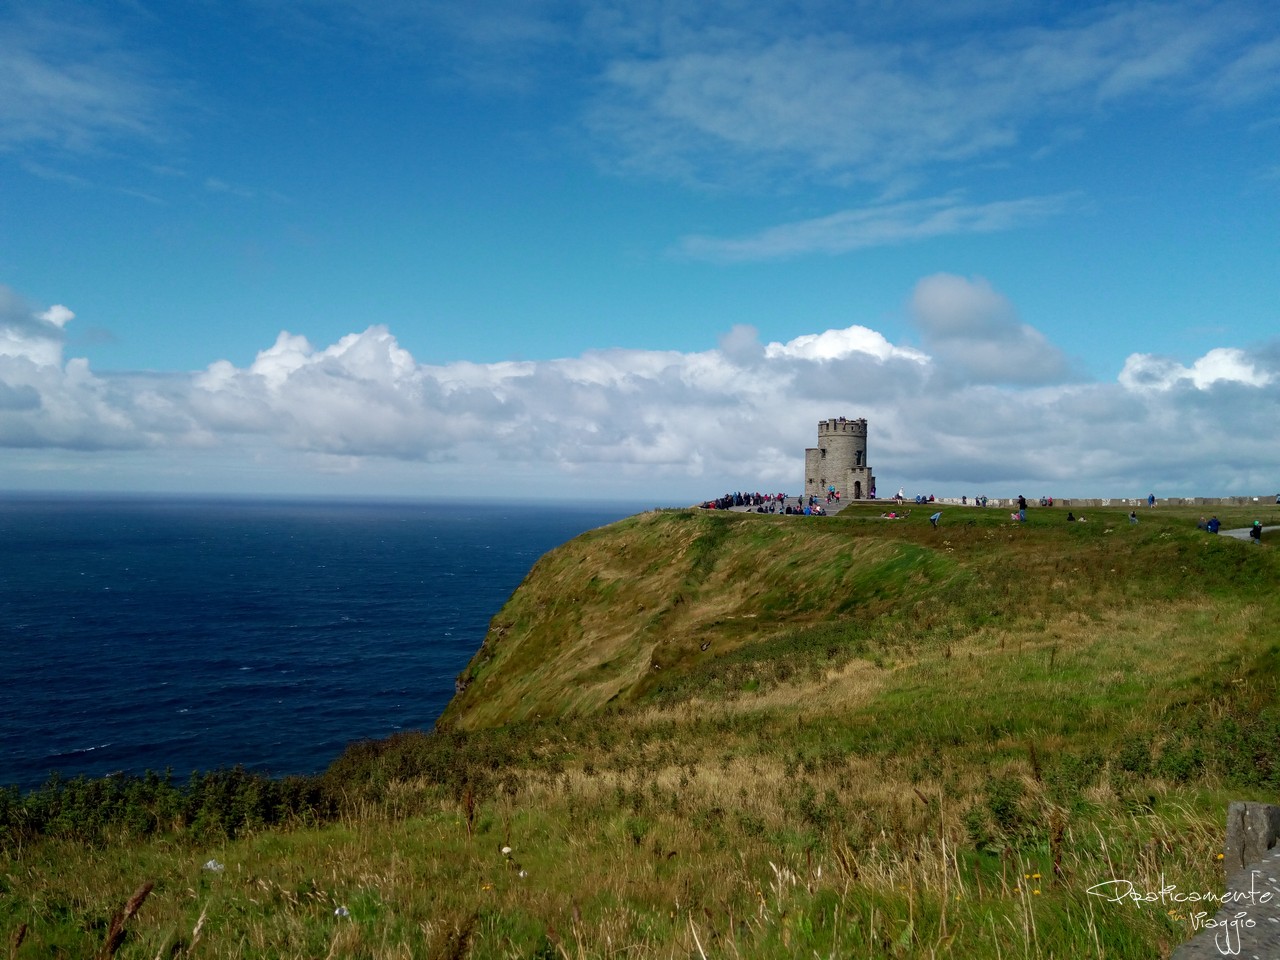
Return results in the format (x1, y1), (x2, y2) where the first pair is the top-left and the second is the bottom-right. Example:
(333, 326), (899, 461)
(202, 859), (225, 873)
(1215, 853), (1225, 861)
(501, 846), (513, 857)
(518, 869), (528, 879)
(334, 906), (349, 918)
(1034, 890), (1041, 895)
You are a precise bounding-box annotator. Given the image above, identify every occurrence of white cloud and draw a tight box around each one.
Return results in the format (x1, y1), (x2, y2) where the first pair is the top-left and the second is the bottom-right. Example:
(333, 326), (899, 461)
(585, 1), (1279, 188)
(1118, 347), (1274, 392)
(1, 279), (1278, 499)
(203, 177), (257, 200)
(274, 1), (1277, 194)
(908, 273), (1071, 386)
(1210, 35), (1280, 105)
(0, 5), (169, 153)
(38, 304), (74, 328)
(0, 285), (71, 367)
(764, 326), (926, 365)
(677, 195), (1074, 261)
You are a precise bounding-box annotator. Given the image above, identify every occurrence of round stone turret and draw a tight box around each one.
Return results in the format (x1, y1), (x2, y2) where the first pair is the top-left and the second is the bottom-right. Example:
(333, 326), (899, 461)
(804, 417), (875, 501)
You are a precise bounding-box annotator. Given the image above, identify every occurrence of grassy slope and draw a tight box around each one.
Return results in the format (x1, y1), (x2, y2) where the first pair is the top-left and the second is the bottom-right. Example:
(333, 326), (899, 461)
(444, 508), (952, 727)
(445, 505), (1275, 734)
(4, 503), (1279, 959)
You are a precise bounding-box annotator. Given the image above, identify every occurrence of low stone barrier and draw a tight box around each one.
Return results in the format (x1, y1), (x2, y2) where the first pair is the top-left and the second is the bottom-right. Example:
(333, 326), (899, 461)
(924, 496), (1279, 509)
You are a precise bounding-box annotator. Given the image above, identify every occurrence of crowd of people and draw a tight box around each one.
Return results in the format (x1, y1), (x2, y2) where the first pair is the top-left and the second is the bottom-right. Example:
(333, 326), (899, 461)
(699, 491), (787, 511)
(696, 491), (841, 515)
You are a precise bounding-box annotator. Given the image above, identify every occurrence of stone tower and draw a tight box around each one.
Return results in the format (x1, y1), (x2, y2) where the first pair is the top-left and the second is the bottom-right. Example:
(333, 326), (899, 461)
(804, 417), (875, 500)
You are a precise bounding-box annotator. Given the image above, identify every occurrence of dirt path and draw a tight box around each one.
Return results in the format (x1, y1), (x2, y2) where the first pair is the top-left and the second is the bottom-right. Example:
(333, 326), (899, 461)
(1221, 524), (1279, 541)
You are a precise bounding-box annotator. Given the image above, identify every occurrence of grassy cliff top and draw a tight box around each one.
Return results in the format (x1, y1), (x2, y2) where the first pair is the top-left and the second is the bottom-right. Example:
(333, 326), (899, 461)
(5, 502), (1280, 959)
(444, 502), (1278, 733)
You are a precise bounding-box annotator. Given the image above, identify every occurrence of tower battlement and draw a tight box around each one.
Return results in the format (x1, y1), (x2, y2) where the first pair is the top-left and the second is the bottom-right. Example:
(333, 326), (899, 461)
(817, 417), (867, 438)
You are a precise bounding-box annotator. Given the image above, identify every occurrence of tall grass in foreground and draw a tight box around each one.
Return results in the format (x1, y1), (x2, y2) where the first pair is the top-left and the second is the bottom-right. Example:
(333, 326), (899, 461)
(2, 504), (1277, 958)
(0, 756), (1231, 958)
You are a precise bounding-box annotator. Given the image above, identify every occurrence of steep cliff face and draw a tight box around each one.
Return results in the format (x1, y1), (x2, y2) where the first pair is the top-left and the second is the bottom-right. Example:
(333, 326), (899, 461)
(439, 508), (950, 729)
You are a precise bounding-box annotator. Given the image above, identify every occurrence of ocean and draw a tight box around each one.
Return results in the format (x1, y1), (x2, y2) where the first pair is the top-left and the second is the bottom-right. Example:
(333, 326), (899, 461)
(0, 496), (650, 791)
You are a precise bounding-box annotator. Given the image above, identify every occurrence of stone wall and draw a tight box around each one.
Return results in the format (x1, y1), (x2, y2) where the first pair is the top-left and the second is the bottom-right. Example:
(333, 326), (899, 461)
(923, 495), (1279, 509)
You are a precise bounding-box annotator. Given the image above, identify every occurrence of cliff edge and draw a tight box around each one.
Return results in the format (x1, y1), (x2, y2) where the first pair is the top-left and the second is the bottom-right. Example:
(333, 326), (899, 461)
(440, 507), (958, 729)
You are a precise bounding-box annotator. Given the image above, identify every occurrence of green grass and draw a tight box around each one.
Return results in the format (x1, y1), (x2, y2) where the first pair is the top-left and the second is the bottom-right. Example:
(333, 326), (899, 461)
(3, 503), (1278, 957)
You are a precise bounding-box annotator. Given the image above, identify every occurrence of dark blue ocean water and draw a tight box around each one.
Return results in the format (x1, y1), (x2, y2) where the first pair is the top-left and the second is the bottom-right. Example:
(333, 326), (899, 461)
(0, 496), (648, 791)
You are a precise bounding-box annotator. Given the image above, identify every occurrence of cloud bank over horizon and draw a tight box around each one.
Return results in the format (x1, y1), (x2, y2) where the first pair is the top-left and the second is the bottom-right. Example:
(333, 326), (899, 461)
(2, 277), (1276, 501)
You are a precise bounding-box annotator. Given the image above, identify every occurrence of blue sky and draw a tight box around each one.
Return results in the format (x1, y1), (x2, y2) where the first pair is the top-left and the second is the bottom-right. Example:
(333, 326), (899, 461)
(1, 0), (1278, 502)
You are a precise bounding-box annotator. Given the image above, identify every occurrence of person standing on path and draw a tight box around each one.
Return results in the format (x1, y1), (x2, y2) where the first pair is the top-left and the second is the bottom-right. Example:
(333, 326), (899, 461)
(1251, 521), (1263, 544)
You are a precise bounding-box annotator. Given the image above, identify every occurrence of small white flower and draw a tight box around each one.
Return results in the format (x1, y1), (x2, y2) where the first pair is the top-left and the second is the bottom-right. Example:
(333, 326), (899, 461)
(501, 846), (512, 857)
(202, 859), (225, 872)
(518, 869), (528, 878)
(334, 906), (350, 917)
